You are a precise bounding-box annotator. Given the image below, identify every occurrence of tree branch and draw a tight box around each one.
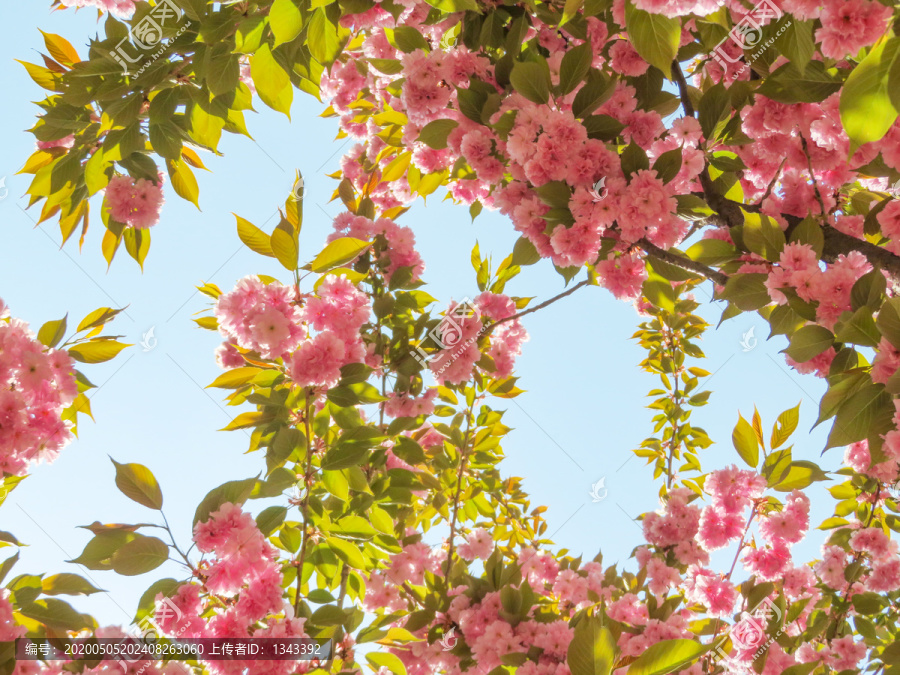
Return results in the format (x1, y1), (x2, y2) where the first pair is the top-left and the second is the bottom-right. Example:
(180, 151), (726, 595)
(637, 239), (729, 286)
(671, 60), (695, 117)
(484, 277), (593, 335)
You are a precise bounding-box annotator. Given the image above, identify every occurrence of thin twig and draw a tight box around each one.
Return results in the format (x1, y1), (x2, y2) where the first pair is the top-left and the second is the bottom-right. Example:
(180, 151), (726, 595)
(484, 278), (592, 335)
(294, 393), (315, 615)
(445, 400), (476, 574)
(798, 131), (827, 215)
(760, 157), (787, 205)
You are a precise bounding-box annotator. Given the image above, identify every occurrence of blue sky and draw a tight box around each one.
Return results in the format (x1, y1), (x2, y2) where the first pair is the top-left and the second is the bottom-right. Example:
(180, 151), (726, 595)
(1, 3), (834, 628)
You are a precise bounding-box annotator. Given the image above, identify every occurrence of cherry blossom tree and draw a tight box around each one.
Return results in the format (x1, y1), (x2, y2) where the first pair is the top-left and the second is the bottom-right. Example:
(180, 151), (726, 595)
(5, 0), (900, 673)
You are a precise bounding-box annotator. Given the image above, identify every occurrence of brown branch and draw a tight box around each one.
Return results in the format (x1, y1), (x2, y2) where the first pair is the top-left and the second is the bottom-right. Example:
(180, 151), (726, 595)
(760, 157), (786, 205)
(637, 239), (729, 286)
(671, 60), (695, 117)
(484, 277), (592, 335)
(445, 401), (476, 576)
(798, 131), (827, 215)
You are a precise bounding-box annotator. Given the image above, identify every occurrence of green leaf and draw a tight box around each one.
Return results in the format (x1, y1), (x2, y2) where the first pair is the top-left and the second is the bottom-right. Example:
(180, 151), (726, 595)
(698, 83), (728, 140)
(307, 8), (344, 67)
(685, 239), (736, 266)
(423, 0), (479, 11)
(784, 325), (833, 363)
(207, 367), (262, 389)
(321, 443), (369, 470)
(770, 402), (800, 450)
(134, 578), (182, 623)
(877, 297), (900, 348)
(271, 220), (299, 271)
(825, 384), (893, 449)
(558, 42), (592, 96)
(326, 535), (367, 569)
(77, 307), (124, 333)
(840, 36), (900, 155)
(256, 506), (288, 536)
(567, 615), (617, 675)
(166, 158), (200, 209)
(205, 45), (241, 97)
(582, 114), (625, 141)
(732, 414), (759, 469)
(310, 237), (371, 272)
(110, 536), (169, 576)
(193, 477), (258, 526)
(510, 61), (551, 104)
(111, 458), (163, 510)
(651, 147), (682, 184)
(778, 19), (815, 72)
(719, 274), (769, 311)
(757, 60), (842, 104)
(270, 0), (304, 46)
(68, 531), (135, 570)
(624, 1), (680, 76)
(773, 460), (828, 491)
(68, 340), (131, 364)
(626, 639), (708, 675)
(236, 214), (275, 257)
(741, 212), (785, 261)
(392, 26), (430, 53)
(251, 43), (293, 118)
(572, 70), (616, 118)
(18, 598), (91, 632)
(512, 236), (541, 266)
(788, 215), (824, 257)
(42, 573), (104, 596)
(834, 306), (880, 347)
(189, 98), (225, 150)
(38, 315), (68, 348)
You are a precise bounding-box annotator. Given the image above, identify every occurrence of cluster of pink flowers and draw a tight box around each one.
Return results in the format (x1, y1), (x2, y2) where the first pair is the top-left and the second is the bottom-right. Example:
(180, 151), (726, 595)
(814, 0), (893, 59)
(422, 293), (527, 386)
(65, 0), (135, 17)
(330, 210), (424, 283)
(0, 298), (78, 476)
(105, 174), (165, 229)
(384, 389), (436, 418)
(119, 503), (313, 675)
(764, 242), (871, 332)
(290, 275), (371, 388)
(457, 527), (493, 561)
(215, 276), (305, 360)
(0, 589), (25, 641)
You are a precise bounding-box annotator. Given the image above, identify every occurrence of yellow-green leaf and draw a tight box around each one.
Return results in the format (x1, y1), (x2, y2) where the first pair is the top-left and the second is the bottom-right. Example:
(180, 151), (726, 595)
(236, 214), (275, 257)
(251, 43), (293, 118)
(732, 413), (759, 468)
(310, 237), (371, 272)
(68, 340), (131, 364)
(270, 0), (304, 46)
(111, 458), (163, 510)
(166, 158), (200, 209)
